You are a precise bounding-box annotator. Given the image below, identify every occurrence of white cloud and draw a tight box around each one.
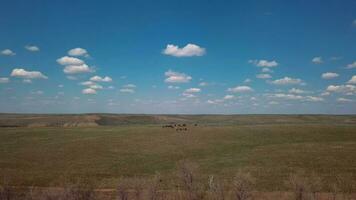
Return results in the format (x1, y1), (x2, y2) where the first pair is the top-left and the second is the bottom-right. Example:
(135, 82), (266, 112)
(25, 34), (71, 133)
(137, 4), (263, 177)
(289, 88), (307, 94)
(162, 43), (206, 57)
(182, 93), (196, 98)
(68, 48), (89, 57)
(164, 70), (192, 83)
(123, 84), (136, 88)
(10, 68), (48, 79)
(321, 72), (339, 79)
(256, 73), (272, 79)
(1, 49), (15, 56)
(249, 59), (278, 67)
(347, 75), (356, 84)
(224, 95), (234, 100)
(185, 88), (201, 93)
(269, 93), (323, 102)
(261, 68), (273, 73)
(80, 81), (94, 86)
(90, 75), (112, 82)
(244, 78), (252, 83)
(89, 84), (103, 90)
(0, 78), (9, 83)
(82, 88), (97, 94)
(346, 61), (356, 69)
(199, 82), (209, 86)
(304, 96), (324, 102)
(25, 45), (40, 52)
(168, 85), (180, 89)
(120, 88), (135, 93)
(63, 64), (93, 74)
(57, 56), (84, 66)
(326, 84), (356, 95)
(31, 90), (43, 95)
(337, 98), (353, 103)
(227, 85), (253, 93)
(58, 84), (64, 88)
(23, 79), (32, 84)
(270, 77), (303, 85)
(312, 57), (323, 64)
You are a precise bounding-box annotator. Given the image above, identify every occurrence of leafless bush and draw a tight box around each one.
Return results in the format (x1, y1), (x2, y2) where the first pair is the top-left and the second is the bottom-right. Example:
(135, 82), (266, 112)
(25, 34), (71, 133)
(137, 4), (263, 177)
(177, 161), (205, 200)
(232, 171), (255, 200)
(287, 171), (310, 200)
(0, 178), (13, 200)
(146, 173), (161, 200)
(207, 175), (226, 200)
(308, 174), (322, 200)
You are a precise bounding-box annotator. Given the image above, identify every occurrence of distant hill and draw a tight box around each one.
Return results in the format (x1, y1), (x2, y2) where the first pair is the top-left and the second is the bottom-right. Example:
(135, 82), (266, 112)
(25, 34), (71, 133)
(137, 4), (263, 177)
(0, 114), (355, 127)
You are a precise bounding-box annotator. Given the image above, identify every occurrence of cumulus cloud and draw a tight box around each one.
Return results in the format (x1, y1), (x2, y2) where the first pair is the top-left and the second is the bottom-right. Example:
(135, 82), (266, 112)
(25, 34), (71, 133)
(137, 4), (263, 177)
(68, 48), (89, 57)
(261, 68), (273, 73)
(199, 82), (209, 86)
(227, 85), (253, 93)
(256, 73), (272, 79)
(25, 45), (40, 52)
(164, 70), (192, 83)
(224, 95), (234, 100)
(63, 64), (94, 74)
(326, 84), (356, 95)
(10, 68), (48, 79)
(184, 88), (201, 93)
(321, 72), (339, 79)
(249, 59), (278, 67)
(89, 84), (103, 90)
(289, 88), (308, 94)
(120, 88), (135, 93)
(337, 98), (353, 103)
(269, 93), (323, 102)
(162, 43), (206, 57)
(90, 75), (112, 82)
(1, 49), (15, 56)
(57, 56), (84, 66)
(347, 75), (356, 84)
(270, 77), (303, 85)
(122, 84), (136, 88)
(80, 81), (94, 86)
(346, 61), (356, 69)
(0, 78), (9, 83)
(82, 88), (97, 94)
(312, 57), (323, 64)
(244, 78), (252, 83)
(168, 85), (180, 89)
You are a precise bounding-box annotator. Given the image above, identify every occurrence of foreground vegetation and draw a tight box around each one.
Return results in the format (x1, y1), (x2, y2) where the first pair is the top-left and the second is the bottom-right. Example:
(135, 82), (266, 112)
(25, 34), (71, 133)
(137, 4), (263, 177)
(0, 115), (356, 199)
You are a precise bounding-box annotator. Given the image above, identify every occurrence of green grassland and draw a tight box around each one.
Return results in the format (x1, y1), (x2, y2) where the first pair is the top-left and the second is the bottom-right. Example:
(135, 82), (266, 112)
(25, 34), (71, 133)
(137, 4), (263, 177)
(0, 115), (356, 191)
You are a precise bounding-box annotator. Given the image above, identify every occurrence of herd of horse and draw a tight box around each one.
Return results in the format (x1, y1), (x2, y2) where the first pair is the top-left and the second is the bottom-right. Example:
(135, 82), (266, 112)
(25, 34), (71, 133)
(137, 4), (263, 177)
(161, 123), (197, 131)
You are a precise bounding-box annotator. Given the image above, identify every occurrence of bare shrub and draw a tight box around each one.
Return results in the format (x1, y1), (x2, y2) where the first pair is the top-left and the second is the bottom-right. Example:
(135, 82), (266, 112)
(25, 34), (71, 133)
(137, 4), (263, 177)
(146, 173), (162, 200)
(207, 175), (226, 200)
(287, 171), (310, 200)
(308, 174), (322, 200)
(232, 171), (255, 200)
(117, 181), (129, 200)
(0, 178), (13, 200)
(176, 161), (205, 200)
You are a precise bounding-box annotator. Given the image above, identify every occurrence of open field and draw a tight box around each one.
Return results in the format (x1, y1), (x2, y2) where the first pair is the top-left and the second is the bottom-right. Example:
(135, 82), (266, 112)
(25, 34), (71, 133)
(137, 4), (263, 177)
(1, 115), (356, 199)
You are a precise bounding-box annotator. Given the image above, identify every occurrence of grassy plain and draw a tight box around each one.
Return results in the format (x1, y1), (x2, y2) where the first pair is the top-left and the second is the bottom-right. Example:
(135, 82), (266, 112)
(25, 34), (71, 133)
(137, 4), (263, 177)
(1, 115), (356, 192)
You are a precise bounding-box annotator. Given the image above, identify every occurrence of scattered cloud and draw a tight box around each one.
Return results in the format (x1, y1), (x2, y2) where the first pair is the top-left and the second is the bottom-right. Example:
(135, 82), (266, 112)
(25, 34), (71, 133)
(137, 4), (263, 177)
(244, 78), (252, 83)
(224, 95), (234, 100)
(123, 84), (136, 88)
(184, 88), (201, 93)
(269, 93), (323, 102)
(199, 82), (209, 86)
(326, 84), (356, 95)
(227, 85), (253, 93)
(289, 88), (308, 94)
(80, 81), (95, 86)
(321, 72), (339, 79)
(256, 73), (272, 79)
(312, 57), (323, 64)
(347, 75), (356, 84)
(261, 68), (273, 73)
(68, 48), (89, 57)
(337, 98), (353, 103)
(0, 78), (9, 83)
(1, 49), (15, 56)
(82, 88), (97, 94)
(162, 43), (205, 57)
(63, 64), (94, 74)
(168, 85), (180, 89)
(57, 56), (84, 66)
(249, 59), (278, 67)
(164, 70), (192, 83)
(90, 75), (112, 82)
(120, 88), (135, 93)
(346, 61), (356, 69)
(89, 84), (103, 90)
(25, 45), (40, 52)
(270, 77), (304, 85)
(10, 68), (48, 79)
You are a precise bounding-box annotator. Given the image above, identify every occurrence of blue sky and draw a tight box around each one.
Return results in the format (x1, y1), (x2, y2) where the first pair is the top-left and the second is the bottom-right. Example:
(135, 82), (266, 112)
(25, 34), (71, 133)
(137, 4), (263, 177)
(0, 0), (355, 114)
